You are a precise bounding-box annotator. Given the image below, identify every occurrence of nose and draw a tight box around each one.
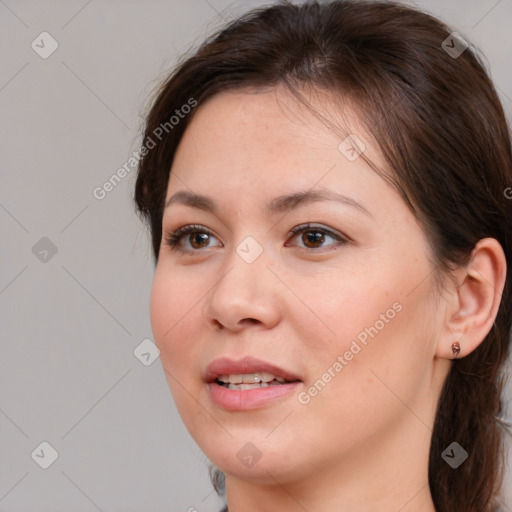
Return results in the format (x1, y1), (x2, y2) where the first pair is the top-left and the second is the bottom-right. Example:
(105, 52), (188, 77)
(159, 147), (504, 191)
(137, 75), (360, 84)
(204, 246), (283, 333)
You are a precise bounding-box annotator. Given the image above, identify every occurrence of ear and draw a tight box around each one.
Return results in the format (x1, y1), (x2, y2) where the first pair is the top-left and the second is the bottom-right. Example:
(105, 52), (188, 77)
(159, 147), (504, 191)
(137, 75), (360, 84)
(436, 238), (507, 359)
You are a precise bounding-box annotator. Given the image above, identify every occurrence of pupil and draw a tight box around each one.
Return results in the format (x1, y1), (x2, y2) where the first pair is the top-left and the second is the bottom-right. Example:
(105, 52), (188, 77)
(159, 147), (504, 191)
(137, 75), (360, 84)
(303, 230), (324, 247)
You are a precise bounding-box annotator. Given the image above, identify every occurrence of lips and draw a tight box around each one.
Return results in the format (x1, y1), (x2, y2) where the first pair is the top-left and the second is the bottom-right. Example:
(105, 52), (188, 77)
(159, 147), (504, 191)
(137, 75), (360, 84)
(204, 356), (302, 411)
(203, 356), (302, 412)
(203, 356), (302, 384)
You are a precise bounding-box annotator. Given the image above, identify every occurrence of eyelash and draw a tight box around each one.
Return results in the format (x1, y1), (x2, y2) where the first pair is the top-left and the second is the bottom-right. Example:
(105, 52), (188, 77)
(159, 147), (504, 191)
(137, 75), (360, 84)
(164, 223), (348, 254)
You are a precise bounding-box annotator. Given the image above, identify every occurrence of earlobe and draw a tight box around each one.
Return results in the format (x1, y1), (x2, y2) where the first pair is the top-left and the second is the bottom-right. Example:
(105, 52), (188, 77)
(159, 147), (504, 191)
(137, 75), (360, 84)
(437, 238), (507, 360)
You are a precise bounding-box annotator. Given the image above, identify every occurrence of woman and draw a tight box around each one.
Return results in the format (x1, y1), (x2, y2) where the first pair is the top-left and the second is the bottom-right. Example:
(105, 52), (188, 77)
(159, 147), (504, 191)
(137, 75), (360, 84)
(134, 1), (512, 510)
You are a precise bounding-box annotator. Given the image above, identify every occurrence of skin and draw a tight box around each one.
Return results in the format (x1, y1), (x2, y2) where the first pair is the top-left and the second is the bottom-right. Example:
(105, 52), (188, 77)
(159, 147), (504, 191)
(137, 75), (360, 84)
(150, 87), (506, 512)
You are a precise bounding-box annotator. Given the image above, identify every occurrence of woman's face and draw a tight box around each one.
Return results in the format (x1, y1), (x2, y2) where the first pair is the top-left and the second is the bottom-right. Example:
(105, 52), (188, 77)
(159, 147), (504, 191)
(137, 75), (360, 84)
(150, 88), (447, 485)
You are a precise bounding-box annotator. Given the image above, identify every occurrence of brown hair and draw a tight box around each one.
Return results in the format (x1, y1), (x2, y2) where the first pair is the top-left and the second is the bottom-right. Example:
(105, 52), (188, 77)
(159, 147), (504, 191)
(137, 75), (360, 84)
(134, 1), (512, 510)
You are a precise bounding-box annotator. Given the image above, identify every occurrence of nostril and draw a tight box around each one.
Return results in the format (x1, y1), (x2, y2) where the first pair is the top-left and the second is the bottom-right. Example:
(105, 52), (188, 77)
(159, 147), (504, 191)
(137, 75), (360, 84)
(208, 317), (260, 332)
(210, 319), (223, 330)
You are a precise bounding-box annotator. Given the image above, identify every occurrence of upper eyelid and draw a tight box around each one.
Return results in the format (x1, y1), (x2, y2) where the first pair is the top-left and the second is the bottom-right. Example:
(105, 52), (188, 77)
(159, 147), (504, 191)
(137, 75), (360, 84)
(166, 223), (341, 238)
(288, 223), (347, 239)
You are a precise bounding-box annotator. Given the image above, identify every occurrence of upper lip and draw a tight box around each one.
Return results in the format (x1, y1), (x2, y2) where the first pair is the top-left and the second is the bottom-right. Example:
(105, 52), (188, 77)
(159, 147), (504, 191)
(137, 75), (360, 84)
(204, 356), (302, 383)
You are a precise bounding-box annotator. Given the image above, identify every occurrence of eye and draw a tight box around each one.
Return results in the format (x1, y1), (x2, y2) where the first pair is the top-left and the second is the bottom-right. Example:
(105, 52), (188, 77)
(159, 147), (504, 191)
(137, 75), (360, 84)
(164, 224), (221, 252)
(287, 223), (348, 251)
(164, 223), (348, 254)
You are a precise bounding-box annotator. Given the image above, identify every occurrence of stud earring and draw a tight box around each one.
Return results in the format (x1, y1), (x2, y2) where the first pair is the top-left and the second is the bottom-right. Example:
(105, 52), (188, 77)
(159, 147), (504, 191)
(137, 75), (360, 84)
(451, 341), (461, 359)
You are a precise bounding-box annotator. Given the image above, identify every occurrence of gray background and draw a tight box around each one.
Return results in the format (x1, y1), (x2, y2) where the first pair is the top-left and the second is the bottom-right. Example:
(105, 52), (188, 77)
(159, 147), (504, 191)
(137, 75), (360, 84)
(1, 0), (511, 511)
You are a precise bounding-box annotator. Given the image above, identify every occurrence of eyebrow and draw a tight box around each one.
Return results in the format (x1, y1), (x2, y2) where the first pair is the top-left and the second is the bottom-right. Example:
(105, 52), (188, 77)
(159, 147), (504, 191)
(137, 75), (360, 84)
(165, 188), (372, 217)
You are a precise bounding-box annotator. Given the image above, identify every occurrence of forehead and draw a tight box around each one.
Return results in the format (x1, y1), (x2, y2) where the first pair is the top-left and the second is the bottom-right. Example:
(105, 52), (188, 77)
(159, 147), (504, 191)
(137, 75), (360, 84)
(169, 87), (387, 189)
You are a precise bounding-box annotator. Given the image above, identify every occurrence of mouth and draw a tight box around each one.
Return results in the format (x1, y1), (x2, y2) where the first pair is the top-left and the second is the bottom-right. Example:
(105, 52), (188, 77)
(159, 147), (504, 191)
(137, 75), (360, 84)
(204, 356), (302, 410)
(204, 356), (302, 386)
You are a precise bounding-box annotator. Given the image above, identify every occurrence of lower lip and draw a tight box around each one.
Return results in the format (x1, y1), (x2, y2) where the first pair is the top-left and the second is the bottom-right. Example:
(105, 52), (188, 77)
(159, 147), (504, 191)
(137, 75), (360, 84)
(208, 381), (301, 411)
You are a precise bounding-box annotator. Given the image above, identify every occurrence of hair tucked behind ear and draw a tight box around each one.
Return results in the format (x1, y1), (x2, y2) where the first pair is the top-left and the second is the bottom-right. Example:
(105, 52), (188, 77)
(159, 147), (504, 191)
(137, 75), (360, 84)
(134, 1), (512, 510)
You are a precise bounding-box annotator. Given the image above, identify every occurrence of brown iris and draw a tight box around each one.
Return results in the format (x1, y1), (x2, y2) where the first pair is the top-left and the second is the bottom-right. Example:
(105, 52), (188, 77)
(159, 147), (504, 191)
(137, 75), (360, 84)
(189, 233), (210, 249)
(302, 230), (325, 248)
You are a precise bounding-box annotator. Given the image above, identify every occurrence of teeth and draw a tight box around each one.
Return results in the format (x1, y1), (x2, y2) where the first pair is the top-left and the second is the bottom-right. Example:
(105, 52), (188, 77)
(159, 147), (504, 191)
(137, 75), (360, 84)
(242, 374), (260, 384)
(227, 382), (271, 390)
(217, 372), (281, 384)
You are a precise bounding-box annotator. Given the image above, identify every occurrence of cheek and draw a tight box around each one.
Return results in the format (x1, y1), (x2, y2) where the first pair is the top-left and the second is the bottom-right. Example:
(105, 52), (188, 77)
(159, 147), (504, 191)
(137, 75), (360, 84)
(150, 266), (212, 427)
(291, 263), (401, 357)
(150, 267), (175, 343)
(150, 263), (205, 341)
(291, 258), (437, 415)
(149, 266), (203, 381)
(298, 239), (436, 362)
